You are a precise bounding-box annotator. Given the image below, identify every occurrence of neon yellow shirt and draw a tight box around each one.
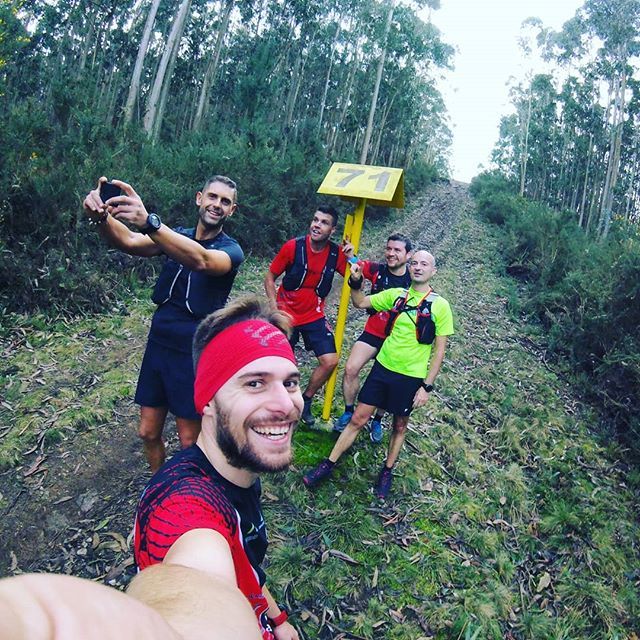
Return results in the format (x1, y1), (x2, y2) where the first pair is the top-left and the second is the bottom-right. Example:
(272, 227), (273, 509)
(370, 286), (454, 378)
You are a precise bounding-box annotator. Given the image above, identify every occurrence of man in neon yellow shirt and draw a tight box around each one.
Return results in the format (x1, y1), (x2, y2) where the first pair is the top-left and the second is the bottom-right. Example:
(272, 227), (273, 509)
(302, 250), (454, 499)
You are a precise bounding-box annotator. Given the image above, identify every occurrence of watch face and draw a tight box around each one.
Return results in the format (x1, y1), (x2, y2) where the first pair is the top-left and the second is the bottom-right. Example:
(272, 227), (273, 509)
(148, 213), (161, 231)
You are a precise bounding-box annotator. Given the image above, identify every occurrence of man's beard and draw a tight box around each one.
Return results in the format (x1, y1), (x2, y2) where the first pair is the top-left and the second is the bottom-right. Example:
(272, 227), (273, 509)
(214, 403), (294, 474)
(199, 206), (224, 231)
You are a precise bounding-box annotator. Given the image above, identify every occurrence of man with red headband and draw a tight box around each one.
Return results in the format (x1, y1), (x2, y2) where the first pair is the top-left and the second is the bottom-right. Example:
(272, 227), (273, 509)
(134, 295), (301, 640)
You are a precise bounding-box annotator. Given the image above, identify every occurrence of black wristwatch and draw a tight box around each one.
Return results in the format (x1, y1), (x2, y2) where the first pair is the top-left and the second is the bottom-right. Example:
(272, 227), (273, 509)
(141, 212), (161, 234)
(421, 382), (434, 393)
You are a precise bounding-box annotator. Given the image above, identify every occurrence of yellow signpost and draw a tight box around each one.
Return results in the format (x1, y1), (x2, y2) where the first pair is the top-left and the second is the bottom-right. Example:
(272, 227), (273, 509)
(317, 162), (404, 421)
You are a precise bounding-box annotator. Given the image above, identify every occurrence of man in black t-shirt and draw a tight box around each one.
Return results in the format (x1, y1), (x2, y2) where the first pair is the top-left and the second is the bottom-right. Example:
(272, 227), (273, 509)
(83, 175), (244, 470)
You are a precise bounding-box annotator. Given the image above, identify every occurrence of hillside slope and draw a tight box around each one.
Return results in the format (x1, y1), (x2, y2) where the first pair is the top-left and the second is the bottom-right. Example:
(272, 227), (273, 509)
(0, 180), (637, 639)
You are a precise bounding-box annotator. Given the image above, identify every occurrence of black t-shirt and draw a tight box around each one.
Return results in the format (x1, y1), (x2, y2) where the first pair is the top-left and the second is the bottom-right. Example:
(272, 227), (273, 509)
(149, 227), (244, 352)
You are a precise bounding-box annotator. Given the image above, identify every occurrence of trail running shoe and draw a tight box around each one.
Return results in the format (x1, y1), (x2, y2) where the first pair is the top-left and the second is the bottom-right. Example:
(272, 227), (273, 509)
(303, 459), (334, 488)
(369, 418), (383, 444)
(333, 411), (352, 433)
(300, 398), (315, 426)
(375, 466), (393, 499)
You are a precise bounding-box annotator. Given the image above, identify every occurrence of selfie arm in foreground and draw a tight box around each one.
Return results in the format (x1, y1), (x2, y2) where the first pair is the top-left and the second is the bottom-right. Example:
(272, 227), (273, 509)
(0, 564), (260, 640)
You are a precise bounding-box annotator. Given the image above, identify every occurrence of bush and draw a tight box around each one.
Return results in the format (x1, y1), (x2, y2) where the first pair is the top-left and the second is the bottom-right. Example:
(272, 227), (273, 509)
(0, 105), (349, 314)
(470, 171), (640, 455)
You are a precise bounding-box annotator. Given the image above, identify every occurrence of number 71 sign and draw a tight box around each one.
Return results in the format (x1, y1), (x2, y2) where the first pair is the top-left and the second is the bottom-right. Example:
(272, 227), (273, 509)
(317, 162), (404, 207)
(316, 161), (404, 421)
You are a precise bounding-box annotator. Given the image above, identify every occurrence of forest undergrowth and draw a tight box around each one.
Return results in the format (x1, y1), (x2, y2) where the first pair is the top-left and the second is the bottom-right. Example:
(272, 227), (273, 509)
(0, 182), (638, 639)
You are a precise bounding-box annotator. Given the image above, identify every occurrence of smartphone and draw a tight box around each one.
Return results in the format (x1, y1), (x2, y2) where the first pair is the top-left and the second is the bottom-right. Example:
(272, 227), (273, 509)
(99, 181), (122, 203)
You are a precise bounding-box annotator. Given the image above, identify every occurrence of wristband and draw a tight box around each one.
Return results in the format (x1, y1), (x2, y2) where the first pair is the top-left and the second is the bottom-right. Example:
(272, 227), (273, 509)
(91, 211), (109, 226)
(348, 276), (363, 290)
(268, 608), (289, 628)
(421, 382), (434, 393)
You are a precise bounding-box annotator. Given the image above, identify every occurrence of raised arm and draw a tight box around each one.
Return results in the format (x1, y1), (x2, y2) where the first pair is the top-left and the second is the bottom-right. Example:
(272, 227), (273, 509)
(348, 261), (373, 309)
(83, 177), (161, 258)
(109, 180), (234, 276)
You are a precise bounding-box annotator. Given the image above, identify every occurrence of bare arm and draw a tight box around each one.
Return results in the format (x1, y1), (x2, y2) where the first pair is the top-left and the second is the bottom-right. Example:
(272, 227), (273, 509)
(413, 335), (448, 408)
(109, 180), (234, 276)
(128, 563), (261, 640)
(264, 270), (278, 307)
(0, 573), (181, 640)
(83, 177), (161, 258)
(348, 262), (373, 309)
(262, 585), (299, 640)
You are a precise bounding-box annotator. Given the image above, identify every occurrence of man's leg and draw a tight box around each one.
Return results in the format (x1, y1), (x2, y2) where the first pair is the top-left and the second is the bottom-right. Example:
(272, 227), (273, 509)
(342, 341), (378, 406)
(139, 406), (168, 472)
(175, 418), (201, 449)
(335, 341), (378, 432)
(300, 352), (338, 425)
(329, 403), (375, 461)
(385, 415), (410, 468)
(303, 402), (375, 487)
(375, 415), (410, 499)
(303, 352), (339, 397)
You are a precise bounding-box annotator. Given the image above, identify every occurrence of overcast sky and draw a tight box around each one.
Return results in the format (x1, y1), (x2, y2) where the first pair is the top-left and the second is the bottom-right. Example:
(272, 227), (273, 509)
(430, 0), (584, 182)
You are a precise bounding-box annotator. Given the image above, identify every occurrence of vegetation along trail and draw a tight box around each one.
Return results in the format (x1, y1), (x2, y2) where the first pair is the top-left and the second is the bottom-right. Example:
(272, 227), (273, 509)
(1, 181), (638, 639)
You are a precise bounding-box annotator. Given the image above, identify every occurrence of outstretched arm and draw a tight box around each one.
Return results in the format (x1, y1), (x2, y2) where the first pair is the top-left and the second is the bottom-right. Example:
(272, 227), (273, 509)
(0, 566), (262, 640)
(83, 177), (161, 258)
(108, 179), (234, 276)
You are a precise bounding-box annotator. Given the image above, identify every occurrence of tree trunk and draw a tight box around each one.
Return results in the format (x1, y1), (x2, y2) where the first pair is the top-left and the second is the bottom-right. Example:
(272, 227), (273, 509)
(360, 1), (394, 165)
(124, 0), (162, 126)
(317, 21), (341, 134)
(329, 45), (358, 154)
(519, 86), (532, 197)
(578, 133), (594, 228)
(192, 0), (234, 132)
(599, 67), (626, 238)
(143, 0), (192, 139)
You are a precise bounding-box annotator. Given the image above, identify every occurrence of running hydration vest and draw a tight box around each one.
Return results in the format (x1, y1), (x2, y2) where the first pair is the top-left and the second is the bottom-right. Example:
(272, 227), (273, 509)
(281, 236), (339, 299)
(384, 290), (439, 345)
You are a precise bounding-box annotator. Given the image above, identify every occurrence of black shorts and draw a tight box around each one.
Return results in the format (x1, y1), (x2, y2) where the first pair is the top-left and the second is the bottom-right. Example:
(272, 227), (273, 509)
(134, 340), (199, 420)
(358, 361), (422, 417)
(289, 317), (336, 357)
(356, 330), (385, 350)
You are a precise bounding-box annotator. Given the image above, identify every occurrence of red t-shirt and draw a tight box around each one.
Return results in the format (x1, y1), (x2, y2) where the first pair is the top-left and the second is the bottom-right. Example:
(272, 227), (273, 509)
(360, 260), (412, 338)
(269, 236), (347, 326)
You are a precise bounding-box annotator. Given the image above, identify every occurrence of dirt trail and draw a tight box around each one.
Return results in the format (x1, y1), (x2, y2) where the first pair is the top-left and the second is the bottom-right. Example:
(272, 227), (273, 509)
(0, 179), (470, 587)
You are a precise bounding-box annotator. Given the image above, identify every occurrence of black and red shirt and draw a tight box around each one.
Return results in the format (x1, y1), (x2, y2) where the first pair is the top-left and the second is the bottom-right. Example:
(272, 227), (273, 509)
(134, 445), (273, 639)
(360, 261), (412, 338)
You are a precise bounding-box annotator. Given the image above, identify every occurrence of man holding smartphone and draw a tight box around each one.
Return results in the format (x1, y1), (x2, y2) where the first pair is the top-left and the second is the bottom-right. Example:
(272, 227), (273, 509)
(83, 175), (244, 471)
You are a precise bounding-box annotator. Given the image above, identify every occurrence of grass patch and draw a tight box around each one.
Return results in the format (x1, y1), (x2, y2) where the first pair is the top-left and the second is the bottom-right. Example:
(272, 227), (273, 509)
(2, 184), (638, 637)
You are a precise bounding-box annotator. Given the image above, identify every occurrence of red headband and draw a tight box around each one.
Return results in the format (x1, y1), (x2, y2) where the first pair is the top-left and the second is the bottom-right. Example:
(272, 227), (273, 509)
(194, 319), (297, 414)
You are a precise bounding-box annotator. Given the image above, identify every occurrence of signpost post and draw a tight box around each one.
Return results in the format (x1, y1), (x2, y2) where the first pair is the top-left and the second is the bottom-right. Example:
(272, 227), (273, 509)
(316, 162), (404, 421)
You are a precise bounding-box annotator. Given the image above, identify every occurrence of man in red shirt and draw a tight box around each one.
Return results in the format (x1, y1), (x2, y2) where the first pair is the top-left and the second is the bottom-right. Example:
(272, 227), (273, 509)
(264, 206), (351, 425)
(334, 233), (412, 442)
